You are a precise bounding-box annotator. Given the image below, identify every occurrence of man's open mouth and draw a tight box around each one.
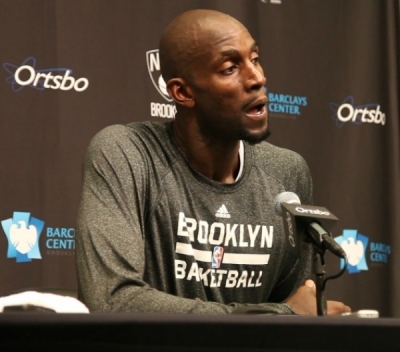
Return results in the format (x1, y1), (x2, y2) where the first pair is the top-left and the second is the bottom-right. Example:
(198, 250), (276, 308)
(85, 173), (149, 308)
(246, 103), (266, 116)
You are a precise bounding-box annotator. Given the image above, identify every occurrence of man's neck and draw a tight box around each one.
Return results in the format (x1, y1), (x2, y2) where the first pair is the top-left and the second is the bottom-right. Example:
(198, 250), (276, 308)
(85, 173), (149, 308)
(172, 121), (241, 183)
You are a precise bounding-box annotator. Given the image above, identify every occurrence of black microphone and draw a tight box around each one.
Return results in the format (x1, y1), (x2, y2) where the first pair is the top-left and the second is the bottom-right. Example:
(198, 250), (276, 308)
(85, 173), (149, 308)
(273, 192), (346, 258)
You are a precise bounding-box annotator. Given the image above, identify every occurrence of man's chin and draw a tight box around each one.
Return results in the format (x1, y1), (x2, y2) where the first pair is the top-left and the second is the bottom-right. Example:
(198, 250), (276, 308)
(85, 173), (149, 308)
(240, 128), (271, 145)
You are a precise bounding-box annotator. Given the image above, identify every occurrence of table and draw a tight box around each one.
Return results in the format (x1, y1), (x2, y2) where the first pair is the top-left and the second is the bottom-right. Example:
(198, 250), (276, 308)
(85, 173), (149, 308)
(0, 312), (399, 351)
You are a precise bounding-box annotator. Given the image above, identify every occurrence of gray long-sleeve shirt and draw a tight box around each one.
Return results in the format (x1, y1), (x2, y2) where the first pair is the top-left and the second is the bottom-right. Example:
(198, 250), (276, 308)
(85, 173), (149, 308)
(76, 121), (313, 314)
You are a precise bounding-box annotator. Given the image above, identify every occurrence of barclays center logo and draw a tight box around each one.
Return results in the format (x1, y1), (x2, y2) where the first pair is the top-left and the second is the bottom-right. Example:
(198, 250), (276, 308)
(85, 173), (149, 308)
(334, 229), (391, 274)
(3, 56), (89, 92)
(1, 211), (76, 262)
(265, 87), (308, 119)
(329, 96), (386, 127)
(1, 212), (44, 263)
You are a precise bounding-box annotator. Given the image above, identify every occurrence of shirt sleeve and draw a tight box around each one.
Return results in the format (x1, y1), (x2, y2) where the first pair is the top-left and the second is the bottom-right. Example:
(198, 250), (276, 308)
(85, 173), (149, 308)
(76, 126), (303, 314)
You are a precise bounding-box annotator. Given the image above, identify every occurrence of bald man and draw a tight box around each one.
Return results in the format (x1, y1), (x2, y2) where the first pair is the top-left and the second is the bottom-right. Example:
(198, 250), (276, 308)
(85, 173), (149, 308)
(76, 9), (350, 315)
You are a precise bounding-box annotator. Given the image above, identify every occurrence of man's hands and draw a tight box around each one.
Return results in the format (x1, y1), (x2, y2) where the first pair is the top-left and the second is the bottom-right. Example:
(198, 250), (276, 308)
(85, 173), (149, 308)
(285, 280), (351, 316)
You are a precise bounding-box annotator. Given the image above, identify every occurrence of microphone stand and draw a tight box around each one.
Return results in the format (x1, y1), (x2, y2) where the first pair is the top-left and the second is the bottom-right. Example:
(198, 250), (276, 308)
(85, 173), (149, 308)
(307, 224), (348, 316)
(277, 198), (348, 317)
(311, 244), (327, 316)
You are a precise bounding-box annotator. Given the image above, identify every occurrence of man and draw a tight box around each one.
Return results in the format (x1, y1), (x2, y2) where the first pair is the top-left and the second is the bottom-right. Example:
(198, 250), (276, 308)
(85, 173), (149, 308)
(76, 9), (350, 315)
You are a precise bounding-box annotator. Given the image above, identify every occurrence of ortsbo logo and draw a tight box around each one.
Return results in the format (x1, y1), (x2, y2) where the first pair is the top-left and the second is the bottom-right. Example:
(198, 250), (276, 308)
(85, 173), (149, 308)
(3, 56), (89, 92)
(285, 212), (295, 247)
(294, 207), (330, 216)
(1, 212), (44, 263)
(329, 96), (385, 127)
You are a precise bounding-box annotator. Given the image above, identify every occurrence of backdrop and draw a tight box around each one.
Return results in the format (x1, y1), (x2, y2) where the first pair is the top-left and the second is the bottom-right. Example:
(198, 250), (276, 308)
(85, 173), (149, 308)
(1, 0), (399, 317)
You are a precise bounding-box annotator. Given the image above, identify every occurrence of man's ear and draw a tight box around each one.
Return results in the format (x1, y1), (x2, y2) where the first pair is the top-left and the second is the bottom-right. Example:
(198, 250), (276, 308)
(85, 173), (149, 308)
(167, 78), (195, 108)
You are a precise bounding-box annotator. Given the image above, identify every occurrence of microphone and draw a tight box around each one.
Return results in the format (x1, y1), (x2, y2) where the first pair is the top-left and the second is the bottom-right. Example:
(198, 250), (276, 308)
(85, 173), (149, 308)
(274, 191), (302, 216)
(273, 192), (346, 258)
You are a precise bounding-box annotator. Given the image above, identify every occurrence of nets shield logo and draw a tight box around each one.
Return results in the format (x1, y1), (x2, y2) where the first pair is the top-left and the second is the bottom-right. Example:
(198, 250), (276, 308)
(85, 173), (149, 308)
(334, 229), (369, 274)
(146, 49), (172, 102)
(1, 212), (44, 263)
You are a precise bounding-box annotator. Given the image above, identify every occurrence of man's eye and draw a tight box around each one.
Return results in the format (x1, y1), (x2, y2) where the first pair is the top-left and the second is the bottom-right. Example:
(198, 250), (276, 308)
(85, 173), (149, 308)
(221, 65), (237, 75)
(251, 56), (260, 65)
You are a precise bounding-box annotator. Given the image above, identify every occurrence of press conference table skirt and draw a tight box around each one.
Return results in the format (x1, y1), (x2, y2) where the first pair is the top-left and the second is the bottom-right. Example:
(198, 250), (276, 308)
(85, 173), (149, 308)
(0, 312), (399, 351)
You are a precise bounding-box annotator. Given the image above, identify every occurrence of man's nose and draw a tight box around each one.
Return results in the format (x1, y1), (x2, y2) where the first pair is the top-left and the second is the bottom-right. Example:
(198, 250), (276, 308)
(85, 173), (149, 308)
(245, 63), (266, 90)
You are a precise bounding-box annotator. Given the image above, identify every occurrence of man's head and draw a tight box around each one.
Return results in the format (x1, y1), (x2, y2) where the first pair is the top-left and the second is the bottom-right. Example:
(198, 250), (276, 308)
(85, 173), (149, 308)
(160, 9), (269, 145)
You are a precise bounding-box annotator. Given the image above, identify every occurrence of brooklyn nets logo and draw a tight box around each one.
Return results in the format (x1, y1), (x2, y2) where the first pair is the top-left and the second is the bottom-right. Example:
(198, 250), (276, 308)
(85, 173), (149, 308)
(146, 49), (172, 102)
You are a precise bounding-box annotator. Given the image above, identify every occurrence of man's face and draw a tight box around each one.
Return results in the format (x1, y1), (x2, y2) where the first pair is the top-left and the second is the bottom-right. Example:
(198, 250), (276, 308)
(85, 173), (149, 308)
(187, 23), (269, 144)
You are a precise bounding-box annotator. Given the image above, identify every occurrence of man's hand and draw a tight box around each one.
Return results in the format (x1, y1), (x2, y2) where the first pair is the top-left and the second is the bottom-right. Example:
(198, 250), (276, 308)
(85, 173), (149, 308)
(285, 280), (351, 316)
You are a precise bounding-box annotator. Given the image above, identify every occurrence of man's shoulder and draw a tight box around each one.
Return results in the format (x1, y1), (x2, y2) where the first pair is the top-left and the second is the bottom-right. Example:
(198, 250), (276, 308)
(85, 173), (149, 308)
(248, 141), (313, 203)
(82, 121), (175, 182)
(251, 141), (307, 166)
(88, 121), (170, 150)
(249, 141), (311, 182)
(93, 121), (166, 141)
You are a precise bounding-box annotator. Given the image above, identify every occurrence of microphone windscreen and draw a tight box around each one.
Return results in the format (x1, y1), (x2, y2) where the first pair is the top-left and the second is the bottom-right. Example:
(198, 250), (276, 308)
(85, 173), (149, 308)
(273, 192), (301, 216)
